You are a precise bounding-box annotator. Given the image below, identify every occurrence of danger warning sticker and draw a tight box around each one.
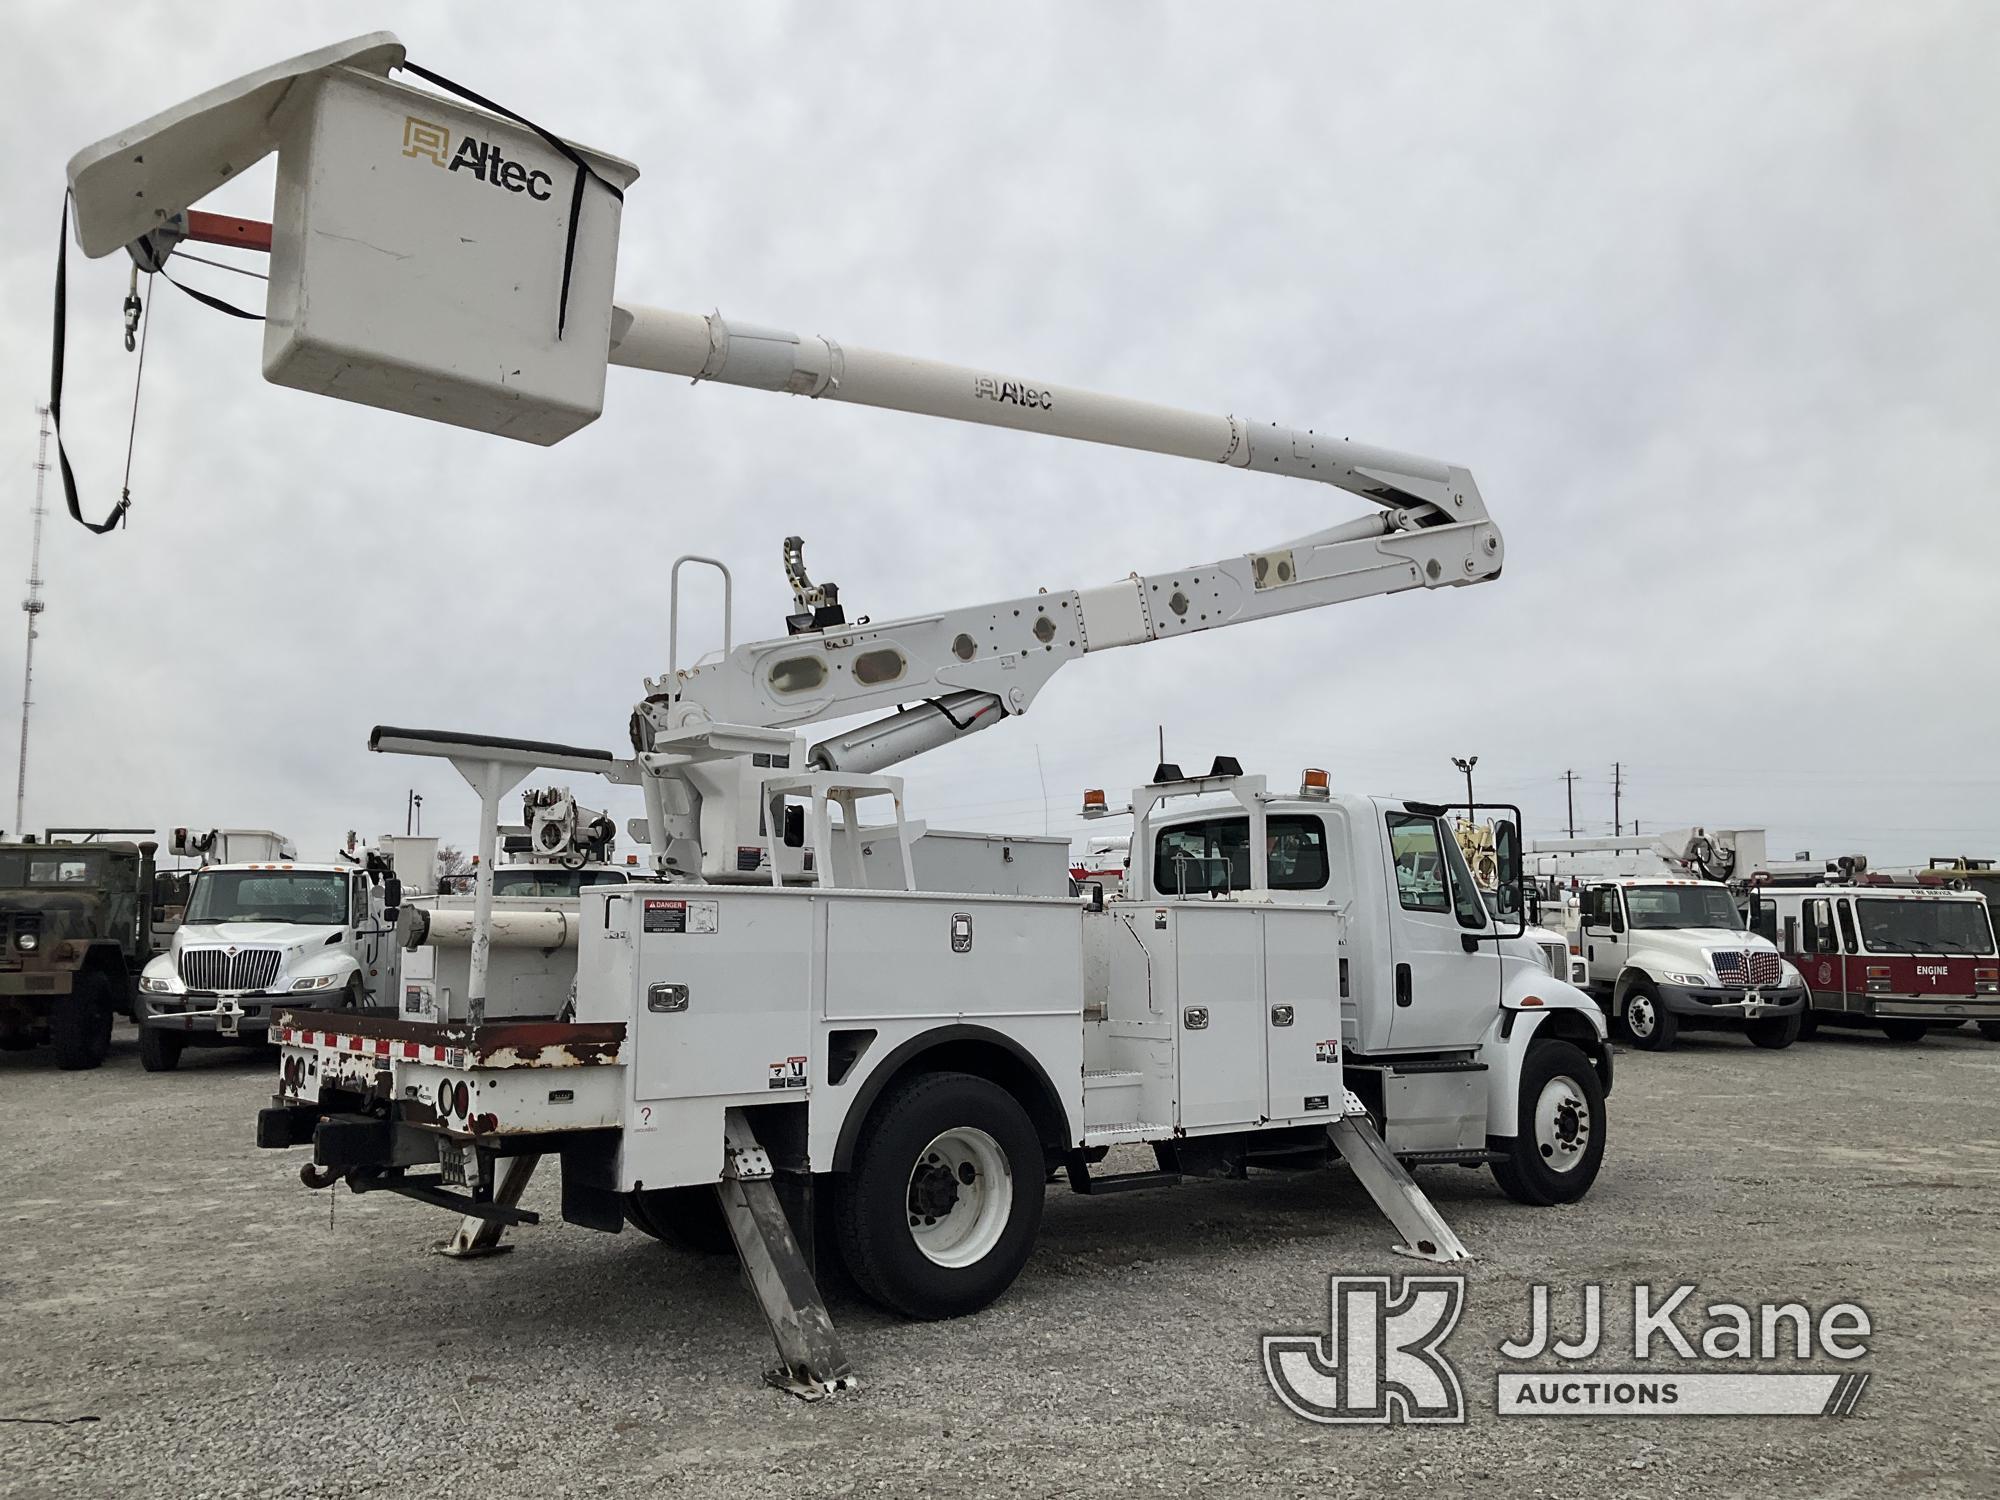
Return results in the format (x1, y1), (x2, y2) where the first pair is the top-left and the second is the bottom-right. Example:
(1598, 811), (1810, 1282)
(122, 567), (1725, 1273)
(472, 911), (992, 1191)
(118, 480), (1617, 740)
(766, 1056), (808, 1090)
(644, 899), (718, 934)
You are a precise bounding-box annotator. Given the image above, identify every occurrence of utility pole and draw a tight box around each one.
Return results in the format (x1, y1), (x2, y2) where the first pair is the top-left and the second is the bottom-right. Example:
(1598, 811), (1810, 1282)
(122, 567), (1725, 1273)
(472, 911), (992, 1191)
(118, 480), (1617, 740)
(1562, 769), (1577, 839)
(14, 407), (51, 837)
(1612, 761), (1623, 838)
(1452, 754), (1478, 808)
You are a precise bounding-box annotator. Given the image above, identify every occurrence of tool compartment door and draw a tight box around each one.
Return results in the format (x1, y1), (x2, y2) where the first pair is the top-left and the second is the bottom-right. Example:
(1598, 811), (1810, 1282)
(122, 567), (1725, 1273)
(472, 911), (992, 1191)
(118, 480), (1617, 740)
(630, 891), (813, 1102)
(1174, 905), (1266, 1131)
(1262, 906), (1344, 1124)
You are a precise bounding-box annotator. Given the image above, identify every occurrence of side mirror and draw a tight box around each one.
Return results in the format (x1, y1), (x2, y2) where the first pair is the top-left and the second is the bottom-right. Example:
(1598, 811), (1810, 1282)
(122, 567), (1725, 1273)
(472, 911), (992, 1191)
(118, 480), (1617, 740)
(381, 876), (403, 921)
(782, 805), (806, 849)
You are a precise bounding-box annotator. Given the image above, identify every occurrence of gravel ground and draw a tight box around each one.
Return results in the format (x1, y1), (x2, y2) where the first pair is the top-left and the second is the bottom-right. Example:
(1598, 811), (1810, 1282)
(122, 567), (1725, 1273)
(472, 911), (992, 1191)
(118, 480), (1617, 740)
(3, 1022), (1997, 1498)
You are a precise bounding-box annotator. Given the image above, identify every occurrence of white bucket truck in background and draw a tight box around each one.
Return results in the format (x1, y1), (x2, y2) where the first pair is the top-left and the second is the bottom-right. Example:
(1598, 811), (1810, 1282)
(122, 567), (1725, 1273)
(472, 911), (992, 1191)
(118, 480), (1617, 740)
(135, 829), (435, 1072)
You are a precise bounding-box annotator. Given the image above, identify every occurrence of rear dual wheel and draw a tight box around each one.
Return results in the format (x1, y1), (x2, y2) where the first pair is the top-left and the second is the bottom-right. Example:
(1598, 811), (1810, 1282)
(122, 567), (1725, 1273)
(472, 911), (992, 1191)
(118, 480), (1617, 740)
(834, 1071), (1044, 1320)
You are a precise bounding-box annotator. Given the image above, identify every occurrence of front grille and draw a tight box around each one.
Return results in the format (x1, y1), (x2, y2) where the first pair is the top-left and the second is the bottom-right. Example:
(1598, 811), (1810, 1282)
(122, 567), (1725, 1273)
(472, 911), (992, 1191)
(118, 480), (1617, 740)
(179, 947), (283, 991)
(1713, 949), (1783, 988)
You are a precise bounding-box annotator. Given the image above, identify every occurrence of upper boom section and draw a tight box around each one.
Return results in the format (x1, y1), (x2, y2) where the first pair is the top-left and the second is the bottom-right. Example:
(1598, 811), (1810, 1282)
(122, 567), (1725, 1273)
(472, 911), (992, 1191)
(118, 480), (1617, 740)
(65, 34), (1479, 514)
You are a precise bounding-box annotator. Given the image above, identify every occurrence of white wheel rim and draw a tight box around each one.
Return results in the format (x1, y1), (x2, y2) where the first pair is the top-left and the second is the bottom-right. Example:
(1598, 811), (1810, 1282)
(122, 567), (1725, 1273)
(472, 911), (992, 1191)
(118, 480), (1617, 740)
(1534, 1076), (1592, 1173)
(905, 1126), (1012, 1268)
(1628, 996), (1654, 1037)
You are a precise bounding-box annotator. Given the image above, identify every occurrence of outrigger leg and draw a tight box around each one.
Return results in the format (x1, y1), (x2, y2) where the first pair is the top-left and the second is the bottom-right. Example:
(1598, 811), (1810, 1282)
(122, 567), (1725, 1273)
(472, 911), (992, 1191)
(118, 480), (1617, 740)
(1327, 1092), (1472, 1264)
(433, 1152), (543, 1260)
(716, 1109), (857, 1400)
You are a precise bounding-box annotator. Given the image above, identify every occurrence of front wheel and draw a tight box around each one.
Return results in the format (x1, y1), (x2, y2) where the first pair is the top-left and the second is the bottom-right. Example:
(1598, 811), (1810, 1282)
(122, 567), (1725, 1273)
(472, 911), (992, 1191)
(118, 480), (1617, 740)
(1880, 1019), (1928, 1044)
(833, 1071), (1044, 1320)
(1746, 1012), (1800, 1050)
(1490, 1040), (1607, 1206)
(1796, 997), (1819, 1040)
(139, 1026), (185, 1072)
(1622, 983), (1678, 1052)
(1978, 1019), (2000, 1043)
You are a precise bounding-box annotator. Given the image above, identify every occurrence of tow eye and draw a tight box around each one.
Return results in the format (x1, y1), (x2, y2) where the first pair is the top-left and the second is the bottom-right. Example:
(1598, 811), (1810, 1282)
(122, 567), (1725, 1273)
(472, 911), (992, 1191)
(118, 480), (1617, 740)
(300, 1163), (342, 1190)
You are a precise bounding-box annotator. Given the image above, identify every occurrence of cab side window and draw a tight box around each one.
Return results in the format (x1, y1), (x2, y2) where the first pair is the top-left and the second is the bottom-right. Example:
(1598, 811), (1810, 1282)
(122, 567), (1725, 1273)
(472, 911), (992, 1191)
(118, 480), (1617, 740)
(1803, 898), (1835, 954)
(1153, 815), (1328, 896)
(351, 877), (370, 927)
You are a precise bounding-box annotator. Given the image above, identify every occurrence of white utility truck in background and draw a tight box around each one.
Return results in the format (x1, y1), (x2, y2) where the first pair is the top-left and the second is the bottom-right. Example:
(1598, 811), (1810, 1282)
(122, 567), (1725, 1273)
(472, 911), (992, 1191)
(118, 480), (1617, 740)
(136, 832), (433, 1072)
(66, 34), (1610, 1395)
(1572, 877), (1804, 1050)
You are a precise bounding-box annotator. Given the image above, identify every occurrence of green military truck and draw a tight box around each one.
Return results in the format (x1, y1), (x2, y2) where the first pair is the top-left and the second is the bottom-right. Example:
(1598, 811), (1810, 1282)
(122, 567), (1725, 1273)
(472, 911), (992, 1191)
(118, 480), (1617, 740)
(0, 833), (160, 1069)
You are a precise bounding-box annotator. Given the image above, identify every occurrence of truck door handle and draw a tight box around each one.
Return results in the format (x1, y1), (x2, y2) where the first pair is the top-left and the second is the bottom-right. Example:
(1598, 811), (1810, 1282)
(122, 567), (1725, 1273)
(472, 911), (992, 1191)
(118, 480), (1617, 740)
(1395, 963), (1412, 1007)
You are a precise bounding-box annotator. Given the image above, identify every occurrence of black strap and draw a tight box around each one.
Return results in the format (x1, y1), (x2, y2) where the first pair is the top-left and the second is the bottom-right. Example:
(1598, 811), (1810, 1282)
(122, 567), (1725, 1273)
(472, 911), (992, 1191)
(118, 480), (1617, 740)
(135, 231), (265, 321)
(50, 191), (126, 534)
(400, 60), (624, 339)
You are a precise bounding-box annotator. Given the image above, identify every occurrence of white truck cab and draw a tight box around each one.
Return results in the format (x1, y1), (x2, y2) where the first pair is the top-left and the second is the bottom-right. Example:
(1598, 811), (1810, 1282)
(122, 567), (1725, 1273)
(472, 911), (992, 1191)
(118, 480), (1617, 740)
(1573, 876), (1805, 1051)
(136, 836), (430, 1071)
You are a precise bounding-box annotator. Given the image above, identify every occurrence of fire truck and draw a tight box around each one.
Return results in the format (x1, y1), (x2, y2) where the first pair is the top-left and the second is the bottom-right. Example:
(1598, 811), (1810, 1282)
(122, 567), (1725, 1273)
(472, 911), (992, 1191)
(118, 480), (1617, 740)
(1750, 882), (1999, 1041)
(63, 34), (1612, 1394)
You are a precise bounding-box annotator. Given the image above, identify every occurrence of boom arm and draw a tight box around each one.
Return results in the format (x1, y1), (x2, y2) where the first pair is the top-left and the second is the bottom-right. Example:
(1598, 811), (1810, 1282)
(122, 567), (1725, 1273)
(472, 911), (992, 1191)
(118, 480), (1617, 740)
(637, 478), (1501, 775)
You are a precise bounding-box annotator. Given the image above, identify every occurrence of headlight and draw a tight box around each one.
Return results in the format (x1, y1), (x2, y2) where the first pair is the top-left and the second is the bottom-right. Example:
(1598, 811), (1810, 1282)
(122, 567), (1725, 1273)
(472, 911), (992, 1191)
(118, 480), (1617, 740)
(1661, 971), (1708, 987)
(140, 975), (172, 993)
(15, 932), (38, 952)
(290, 974), (340, 991)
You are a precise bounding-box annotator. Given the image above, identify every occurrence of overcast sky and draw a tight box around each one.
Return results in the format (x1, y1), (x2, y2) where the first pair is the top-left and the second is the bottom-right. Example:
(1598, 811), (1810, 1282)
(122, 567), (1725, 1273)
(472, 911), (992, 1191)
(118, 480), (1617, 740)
(3, 2), (1996, 873)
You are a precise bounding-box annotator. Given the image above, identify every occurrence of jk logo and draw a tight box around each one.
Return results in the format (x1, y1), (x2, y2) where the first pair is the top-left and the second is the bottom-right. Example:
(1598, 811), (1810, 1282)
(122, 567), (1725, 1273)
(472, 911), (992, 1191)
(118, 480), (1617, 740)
(1263, 1275), (1467, 1424)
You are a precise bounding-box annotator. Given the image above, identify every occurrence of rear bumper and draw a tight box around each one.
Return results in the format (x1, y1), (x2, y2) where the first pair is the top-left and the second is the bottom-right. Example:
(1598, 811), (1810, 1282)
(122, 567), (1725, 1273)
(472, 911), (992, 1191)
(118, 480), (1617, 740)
(1656, 981), (1806, 1020)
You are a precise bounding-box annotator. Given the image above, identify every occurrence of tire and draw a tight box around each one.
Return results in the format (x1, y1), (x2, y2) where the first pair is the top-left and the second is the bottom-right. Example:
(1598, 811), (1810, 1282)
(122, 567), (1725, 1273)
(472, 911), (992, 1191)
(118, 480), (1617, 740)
(338, 977), (365, 1012)
(1490, 1039), (1607, 1206)
(50, 974), (114, 1071)
(1879, 1019), (1927, 1044)
(623, 1185), (734, 1254)
(139, 1025), (186, 1073)
(1621, 982), (1678, 1052)
(833, 1070), (1045, 1320)
(1978, 1019), (2000, 1043)
(1746, 1012), (1800, 1050)
(1796, 997), (1819, 1040)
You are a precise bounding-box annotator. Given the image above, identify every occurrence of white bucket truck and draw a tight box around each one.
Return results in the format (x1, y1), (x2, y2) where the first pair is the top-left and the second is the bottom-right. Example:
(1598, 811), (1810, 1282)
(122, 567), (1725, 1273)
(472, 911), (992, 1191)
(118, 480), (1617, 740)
(135, 829), (433, 1071)
(67, 35), (1609, 1393)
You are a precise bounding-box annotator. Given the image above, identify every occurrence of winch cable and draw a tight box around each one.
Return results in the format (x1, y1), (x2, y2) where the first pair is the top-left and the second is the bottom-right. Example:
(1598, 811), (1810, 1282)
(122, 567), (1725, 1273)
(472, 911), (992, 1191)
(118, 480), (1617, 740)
(50, 193), (262, 535)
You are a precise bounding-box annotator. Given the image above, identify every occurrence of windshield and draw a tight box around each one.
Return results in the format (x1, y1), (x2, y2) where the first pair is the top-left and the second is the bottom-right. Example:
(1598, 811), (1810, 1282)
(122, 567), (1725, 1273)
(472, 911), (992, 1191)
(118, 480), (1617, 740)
(490, 868), (632, 898)
(0, 849), (107, 889)
(185, 870), (347, 926)
(1856, 898), (1996, 955)
(1623, 884), (1743, 931)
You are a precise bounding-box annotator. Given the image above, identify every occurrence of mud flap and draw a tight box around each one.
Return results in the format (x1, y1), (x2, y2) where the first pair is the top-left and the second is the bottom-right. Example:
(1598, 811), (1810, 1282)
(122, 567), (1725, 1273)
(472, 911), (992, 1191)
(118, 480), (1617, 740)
(1328, 1092), (1472, 1264)
(717, 1107), (856, 1400)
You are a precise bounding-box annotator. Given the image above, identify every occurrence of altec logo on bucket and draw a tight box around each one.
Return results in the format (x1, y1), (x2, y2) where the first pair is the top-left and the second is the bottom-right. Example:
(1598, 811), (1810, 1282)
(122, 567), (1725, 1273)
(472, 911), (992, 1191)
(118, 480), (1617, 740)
(402, 116), (554, 201)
